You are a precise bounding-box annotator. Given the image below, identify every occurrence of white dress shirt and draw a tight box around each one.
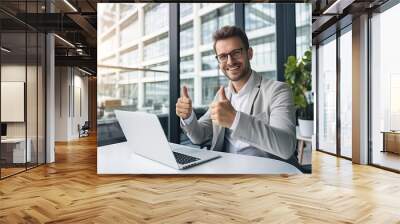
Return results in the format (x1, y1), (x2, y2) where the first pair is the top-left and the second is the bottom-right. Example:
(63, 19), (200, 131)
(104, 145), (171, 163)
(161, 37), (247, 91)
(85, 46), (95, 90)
(182, 72), (262, 156)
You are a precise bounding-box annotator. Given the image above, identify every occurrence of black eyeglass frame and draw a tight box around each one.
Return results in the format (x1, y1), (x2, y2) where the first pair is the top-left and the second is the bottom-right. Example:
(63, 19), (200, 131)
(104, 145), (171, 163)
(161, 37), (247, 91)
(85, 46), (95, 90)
(215, 48), (244, 63)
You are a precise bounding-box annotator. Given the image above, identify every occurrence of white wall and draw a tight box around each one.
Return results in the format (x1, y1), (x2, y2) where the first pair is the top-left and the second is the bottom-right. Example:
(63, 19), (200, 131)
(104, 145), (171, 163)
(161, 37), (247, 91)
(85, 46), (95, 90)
(71, 73), (89, 138)
(55, 67), (89, 141)
(55, 66), (69, 141)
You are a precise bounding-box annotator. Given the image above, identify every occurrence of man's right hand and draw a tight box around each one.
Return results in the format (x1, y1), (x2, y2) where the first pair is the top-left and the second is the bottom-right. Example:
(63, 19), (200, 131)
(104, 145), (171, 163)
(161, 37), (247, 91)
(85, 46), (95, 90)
(176, 86), (192, 120)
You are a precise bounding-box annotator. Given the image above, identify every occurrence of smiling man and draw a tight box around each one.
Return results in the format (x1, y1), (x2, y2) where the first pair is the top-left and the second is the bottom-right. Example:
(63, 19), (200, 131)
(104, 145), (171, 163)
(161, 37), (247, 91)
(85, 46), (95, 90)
(176, 25), (298, 167)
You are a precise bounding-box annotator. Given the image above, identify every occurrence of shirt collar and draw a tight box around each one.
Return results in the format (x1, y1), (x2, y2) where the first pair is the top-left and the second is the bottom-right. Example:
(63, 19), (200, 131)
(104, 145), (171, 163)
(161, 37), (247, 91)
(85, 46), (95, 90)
(229, 70), (255, 97)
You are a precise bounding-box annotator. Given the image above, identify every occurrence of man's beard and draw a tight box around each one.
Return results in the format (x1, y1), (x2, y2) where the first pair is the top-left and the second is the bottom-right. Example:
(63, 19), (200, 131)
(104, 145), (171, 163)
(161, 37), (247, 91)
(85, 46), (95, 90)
(222, 62), (251, 82)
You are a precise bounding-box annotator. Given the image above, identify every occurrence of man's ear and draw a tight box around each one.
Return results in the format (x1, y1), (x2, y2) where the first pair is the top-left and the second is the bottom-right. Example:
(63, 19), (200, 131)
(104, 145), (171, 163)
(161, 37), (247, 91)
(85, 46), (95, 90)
(247, 47), (253, 60)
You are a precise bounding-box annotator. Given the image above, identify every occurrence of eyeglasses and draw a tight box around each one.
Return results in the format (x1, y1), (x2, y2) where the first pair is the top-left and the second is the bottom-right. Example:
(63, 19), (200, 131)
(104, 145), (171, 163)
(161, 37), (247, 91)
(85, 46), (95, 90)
(215, 48), (243, 63)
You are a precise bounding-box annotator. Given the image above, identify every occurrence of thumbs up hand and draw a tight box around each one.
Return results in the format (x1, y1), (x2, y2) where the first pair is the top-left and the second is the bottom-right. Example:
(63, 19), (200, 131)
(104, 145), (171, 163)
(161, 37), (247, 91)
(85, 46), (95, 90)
(210, 86), (236, 128)
(176, 86), (192, 119)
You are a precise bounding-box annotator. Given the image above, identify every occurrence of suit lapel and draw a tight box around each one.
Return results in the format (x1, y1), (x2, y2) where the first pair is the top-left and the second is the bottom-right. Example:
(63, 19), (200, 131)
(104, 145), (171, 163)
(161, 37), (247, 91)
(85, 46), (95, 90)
(211, 71), (262, 151)
(244, 71), (262, 115)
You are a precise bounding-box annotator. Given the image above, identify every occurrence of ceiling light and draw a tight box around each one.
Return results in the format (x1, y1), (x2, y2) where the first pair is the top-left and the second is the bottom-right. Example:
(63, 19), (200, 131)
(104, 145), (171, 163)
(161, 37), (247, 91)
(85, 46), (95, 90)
(1, 47), (11, 53)
(54, 34), (75, 48)
(63, 0), (78, 12)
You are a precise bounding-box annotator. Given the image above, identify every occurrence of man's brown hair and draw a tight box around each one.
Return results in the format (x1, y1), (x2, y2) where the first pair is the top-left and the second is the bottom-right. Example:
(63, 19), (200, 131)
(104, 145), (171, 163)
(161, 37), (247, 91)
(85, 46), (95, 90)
(212, 25), (250, 53)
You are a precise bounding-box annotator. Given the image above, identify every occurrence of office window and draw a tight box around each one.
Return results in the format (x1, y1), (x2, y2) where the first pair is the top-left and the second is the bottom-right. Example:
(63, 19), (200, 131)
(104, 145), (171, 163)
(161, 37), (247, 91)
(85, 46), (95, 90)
(201, 13), (218, 45)
(98, 4), (116, 35)
(102, 56), (117, 66)
(218, 4), (234, 27)
(245, 3), (277, 80)
(180, 3), (193, 18)
(180, 55), (194, 74)
(118, 83), (138, 108)
(100, 35), (117, 57)
(339, 28), (352, 158)
(119, 48), (138, 67)
(98, 73), (118, 99)
(250, 35), (276, 79)
(296, 4), (312, 57)
(144, 61), (169, 78)
(180, 22), (194, 51)
(201, 4), (234, 45)
(245, 3), (275, 32)
(317, 36), (337, 154)
(181, 79), (194, 99)
(120, 18), (139, 46)
(120, 3), (136, 19)
(258, 71), (276, 80)
(201, 50), (218, 71)
(144, 3), (169, 35)
(200, 3), (212, 9)
(371, 3), (400, 171)
(119, 71), (139, 82)
(98, 2), (171, 146)
(144, 34), (169, 60)
(144, 81), (169, 112)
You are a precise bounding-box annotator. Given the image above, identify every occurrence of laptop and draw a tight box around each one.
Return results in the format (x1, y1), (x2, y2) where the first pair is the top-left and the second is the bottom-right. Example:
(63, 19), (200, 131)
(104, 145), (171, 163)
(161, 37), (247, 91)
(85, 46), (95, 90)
(115, 110), (220, 170)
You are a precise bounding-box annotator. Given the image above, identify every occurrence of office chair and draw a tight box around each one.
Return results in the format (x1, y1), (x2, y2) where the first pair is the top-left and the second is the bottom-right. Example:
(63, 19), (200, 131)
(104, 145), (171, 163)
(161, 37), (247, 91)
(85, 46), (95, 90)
(79, 121), (90, 138)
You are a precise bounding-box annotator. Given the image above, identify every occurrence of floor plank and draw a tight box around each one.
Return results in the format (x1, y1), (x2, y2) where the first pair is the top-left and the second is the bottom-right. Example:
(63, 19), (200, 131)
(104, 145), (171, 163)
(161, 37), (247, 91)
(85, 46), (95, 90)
(1, 134), (400, 223)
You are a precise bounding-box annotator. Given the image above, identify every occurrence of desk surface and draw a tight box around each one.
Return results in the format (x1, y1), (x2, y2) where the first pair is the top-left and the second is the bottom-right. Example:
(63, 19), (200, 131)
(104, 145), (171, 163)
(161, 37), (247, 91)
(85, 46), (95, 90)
(1, 138), (27, 143)
(97, 142), (302, 174)
(381, 131), (400, 134)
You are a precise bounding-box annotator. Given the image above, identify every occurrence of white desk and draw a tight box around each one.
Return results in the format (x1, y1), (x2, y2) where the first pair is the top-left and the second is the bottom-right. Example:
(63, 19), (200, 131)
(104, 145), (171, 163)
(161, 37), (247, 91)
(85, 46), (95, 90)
(97, 142), (302, 174)
(1, 138), (31, 163)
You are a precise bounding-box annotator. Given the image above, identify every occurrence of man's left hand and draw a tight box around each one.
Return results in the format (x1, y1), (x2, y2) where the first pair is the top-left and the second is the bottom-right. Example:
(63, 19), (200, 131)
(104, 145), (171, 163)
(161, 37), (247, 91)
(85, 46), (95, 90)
(210, 86), (236, 128)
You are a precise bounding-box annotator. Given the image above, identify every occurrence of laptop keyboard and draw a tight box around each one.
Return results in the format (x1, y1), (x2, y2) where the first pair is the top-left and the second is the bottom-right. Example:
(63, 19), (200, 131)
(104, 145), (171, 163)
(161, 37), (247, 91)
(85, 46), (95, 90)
(173, 151), (200, 165)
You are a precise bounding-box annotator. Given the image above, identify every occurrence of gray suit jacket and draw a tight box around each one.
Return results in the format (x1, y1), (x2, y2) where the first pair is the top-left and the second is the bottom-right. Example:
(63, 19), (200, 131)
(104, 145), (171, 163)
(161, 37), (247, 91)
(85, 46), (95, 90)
(181, 71), (298, 166)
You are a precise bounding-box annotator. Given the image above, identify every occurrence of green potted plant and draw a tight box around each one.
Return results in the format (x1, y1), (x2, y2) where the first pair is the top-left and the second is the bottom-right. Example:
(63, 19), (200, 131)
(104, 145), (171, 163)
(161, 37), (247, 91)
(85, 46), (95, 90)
(284, 49), (313, 137)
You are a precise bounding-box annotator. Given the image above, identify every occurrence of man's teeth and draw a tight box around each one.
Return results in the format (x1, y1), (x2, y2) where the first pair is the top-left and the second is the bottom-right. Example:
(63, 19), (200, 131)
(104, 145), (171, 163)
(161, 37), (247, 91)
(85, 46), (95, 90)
(229, 66), (240, 71)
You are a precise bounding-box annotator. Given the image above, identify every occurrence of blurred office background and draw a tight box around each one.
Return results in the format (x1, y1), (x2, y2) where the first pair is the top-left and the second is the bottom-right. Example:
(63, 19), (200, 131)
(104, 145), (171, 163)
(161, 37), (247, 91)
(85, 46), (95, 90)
(312, 0), (400, 172)
(1, 0), (398, 181)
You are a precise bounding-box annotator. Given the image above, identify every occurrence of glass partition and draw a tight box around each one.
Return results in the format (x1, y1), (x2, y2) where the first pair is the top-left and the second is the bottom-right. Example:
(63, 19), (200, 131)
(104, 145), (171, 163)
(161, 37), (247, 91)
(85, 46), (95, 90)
(27, 31), (38, 169)
(295, 4), (312, 58)
(97, 3), (170, 146)
(1, 31), (27, 177)
(245, 3), (277, 80)
(339, 27), (352, 158)
(0, 1), (47, 179)
(317, 36), (337, 154)
(370, 3), (400, 171)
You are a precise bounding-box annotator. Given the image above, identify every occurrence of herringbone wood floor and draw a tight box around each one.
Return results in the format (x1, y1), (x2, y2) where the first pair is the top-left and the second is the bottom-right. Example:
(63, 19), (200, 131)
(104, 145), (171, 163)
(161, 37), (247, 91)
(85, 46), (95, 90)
(1, 134), (400, 223)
